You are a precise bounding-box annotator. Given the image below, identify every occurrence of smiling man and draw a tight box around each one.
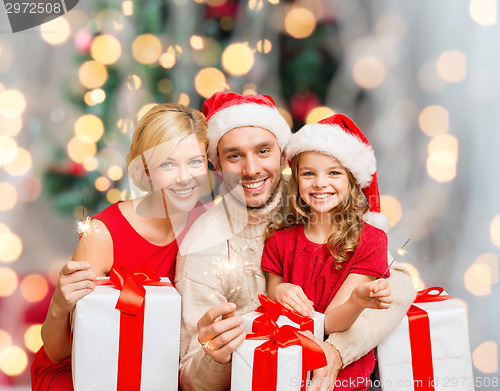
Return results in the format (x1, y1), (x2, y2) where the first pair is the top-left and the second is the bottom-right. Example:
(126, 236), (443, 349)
(175, 92), (416, 391)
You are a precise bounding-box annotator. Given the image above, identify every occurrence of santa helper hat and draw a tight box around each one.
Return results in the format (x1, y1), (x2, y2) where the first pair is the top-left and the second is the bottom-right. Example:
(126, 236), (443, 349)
(286, 113), (389, 233)
(202, 92), (291, 164)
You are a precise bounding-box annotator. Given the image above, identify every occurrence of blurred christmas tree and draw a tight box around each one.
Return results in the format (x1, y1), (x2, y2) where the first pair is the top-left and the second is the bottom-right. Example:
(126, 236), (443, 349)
(44, 0), (341, 217)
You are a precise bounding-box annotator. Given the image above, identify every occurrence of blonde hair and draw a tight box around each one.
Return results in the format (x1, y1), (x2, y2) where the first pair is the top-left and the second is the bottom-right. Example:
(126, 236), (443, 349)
(267, 153), (369, 267)
(126, 104), (207, 192)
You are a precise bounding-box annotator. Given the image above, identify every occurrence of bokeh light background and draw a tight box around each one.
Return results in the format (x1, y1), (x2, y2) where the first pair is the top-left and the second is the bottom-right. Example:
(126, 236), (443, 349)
(0, 0), (499, 389)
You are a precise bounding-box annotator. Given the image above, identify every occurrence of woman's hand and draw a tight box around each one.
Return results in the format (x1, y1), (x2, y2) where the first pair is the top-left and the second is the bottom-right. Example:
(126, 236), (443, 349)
(275, 283), (315, 317)
(50, 261), (97, 317)
(351, 278), (393, 310)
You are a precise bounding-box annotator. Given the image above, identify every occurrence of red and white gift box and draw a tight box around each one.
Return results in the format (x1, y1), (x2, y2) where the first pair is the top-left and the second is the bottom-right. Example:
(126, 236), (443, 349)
(71, 267), (181, 391)
(231, 295), (326, 391)
(242, 295), (325, 340)
(377, 287), (474, 391)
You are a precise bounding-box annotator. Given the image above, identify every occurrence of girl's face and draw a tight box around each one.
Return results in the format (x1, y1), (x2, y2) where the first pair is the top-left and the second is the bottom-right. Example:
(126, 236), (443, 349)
(147, 133), (208, 213)
(297, 151), (350, 217)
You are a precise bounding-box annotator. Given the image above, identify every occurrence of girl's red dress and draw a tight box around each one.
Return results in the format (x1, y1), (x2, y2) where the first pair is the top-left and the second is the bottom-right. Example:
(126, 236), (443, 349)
(261, 222), (388, 391)
(31, 201), (203, 391)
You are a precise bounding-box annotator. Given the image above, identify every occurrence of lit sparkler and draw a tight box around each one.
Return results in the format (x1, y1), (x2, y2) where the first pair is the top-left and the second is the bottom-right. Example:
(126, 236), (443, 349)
(77, 216), (92, 262)
(77, 216), (92, 238)
(381, 234), (414, 278)
(204, 242), (261, 300)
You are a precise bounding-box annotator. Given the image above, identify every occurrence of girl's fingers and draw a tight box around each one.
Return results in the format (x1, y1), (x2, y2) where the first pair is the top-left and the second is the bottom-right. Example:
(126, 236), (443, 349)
(281, 301), (301, 314)
(289, 295), (314, 317)
(372, 287), (391, 298)
(295, 290), (315, 314)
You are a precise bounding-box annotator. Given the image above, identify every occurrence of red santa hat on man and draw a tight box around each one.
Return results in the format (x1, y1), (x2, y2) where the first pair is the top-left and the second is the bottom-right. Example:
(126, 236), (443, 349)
(286, 113), (389, 233)
(202, 92), (291, 164)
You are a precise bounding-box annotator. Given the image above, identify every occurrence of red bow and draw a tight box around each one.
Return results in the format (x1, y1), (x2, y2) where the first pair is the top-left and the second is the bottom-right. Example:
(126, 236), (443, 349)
(408, 287), (451, 391)
(253, 294), (315, 334)
(246, 296), (326, 391)
(95, 266), (173, 391)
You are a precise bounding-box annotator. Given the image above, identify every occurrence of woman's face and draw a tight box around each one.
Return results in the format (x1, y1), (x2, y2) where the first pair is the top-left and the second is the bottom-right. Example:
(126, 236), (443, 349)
(147, 133), (208, 213)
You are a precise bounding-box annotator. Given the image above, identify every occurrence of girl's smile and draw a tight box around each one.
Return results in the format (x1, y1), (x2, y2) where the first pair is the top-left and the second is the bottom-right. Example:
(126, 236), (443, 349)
(298, 151), (350, 217)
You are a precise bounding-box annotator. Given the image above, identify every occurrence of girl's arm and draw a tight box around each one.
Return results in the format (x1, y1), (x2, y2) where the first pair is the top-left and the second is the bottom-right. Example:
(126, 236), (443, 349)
(266, 273), (315, 317)
(41, 219), (113, 363)
(324, 273), (392, 335)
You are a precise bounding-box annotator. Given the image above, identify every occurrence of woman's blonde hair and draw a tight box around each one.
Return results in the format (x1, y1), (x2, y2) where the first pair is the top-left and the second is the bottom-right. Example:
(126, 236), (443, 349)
(126, 104), (207, 192)
(267, 153), (369, 267)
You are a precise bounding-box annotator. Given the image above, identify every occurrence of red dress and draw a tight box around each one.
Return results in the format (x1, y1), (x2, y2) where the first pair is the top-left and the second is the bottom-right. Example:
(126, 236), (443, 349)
(261, 222), (388, 391)
(31, 201), (204, 391)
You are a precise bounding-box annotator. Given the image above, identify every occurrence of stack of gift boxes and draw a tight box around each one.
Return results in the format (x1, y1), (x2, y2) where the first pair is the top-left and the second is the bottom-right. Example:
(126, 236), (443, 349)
(71, 274), (476, 391)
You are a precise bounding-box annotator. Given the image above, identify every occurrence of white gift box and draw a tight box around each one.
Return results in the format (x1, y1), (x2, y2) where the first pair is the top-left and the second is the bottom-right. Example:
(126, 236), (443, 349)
(232, 339), (306, 391)
(242, 309), (325, 341)
(377, 288), (474, 391)
(72, 277), (181, 391)
(232, 300), (325, 391)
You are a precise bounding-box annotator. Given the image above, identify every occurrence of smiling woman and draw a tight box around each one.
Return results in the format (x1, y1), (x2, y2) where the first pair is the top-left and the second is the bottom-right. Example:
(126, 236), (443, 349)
(31, 103), (209, 391)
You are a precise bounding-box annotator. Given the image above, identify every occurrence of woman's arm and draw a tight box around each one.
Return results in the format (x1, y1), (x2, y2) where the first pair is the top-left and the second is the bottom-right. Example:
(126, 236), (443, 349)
(324, 273), (392, 334)
(41, 219), (113, 363)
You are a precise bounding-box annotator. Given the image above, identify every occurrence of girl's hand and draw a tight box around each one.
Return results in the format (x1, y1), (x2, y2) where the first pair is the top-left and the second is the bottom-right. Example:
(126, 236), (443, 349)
(275, 283), (315, 317)
(50, 261), (97, 317)
(352, 279), (393, 310)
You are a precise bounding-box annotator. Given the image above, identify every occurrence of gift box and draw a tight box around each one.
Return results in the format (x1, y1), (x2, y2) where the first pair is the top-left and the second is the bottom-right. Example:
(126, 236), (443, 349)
(72, 267), (181, 391)
(231, 295), (326, 391)
(242, 294), (325, 340)
(377, 287), (474, 391)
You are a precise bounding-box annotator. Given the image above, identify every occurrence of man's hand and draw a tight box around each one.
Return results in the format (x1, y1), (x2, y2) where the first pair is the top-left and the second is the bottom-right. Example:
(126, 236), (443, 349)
(299, 331), (342, 391)
(197, 302), (246, 364)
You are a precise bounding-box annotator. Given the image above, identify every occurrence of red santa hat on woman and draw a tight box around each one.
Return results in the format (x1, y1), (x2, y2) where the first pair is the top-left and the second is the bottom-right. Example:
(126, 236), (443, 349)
(202, 92), (291, 164)
(286, 113), (389, 233)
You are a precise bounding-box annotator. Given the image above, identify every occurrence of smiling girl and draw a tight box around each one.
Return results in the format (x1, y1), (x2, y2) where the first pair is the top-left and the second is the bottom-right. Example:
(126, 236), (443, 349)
(262, 113), (392, 391)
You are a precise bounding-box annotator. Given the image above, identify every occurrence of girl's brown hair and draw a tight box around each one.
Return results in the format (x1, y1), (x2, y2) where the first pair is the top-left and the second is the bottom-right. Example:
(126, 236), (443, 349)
(267, 153), (369, 267)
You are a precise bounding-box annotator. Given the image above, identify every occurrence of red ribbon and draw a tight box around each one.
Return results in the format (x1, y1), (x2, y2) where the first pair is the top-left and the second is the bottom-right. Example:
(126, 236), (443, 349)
(95, 266), (173, 391)
(407, 287), (451, 391)
(253, 294), (315, 334)
(245, 316), (326, 391)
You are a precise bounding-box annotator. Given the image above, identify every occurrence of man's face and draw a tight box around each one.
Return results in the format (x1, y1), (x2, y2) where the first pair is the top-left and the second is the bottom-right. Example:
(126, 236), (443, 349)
(216, 126), (285, 209)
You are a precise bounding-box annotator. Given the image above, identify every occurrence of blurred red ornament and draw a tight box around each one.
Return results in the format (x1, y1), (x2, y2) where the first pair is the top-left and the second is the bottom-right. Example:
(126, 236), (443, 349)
(67, 161), (86, 177)
(205, 0), (238, 19)
(290, 92), (321, 122)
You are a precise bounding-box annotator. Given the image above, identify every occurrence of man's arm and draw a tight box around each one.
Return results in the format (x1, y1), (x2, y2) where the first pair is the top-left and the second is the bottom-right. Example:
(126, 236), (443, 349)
(325, 261), (416, 367)
(175, 249), (245, 391)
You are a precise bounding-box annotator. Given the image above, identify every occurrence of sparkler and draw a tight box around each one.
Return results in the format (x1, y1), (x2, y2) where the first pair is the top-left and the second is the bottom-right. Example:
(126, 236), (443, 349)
(205, 242), (261, 300)
(77, 197), (100, 261)
(381, 234), (414, 278)
(77, 217), (92, 261)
